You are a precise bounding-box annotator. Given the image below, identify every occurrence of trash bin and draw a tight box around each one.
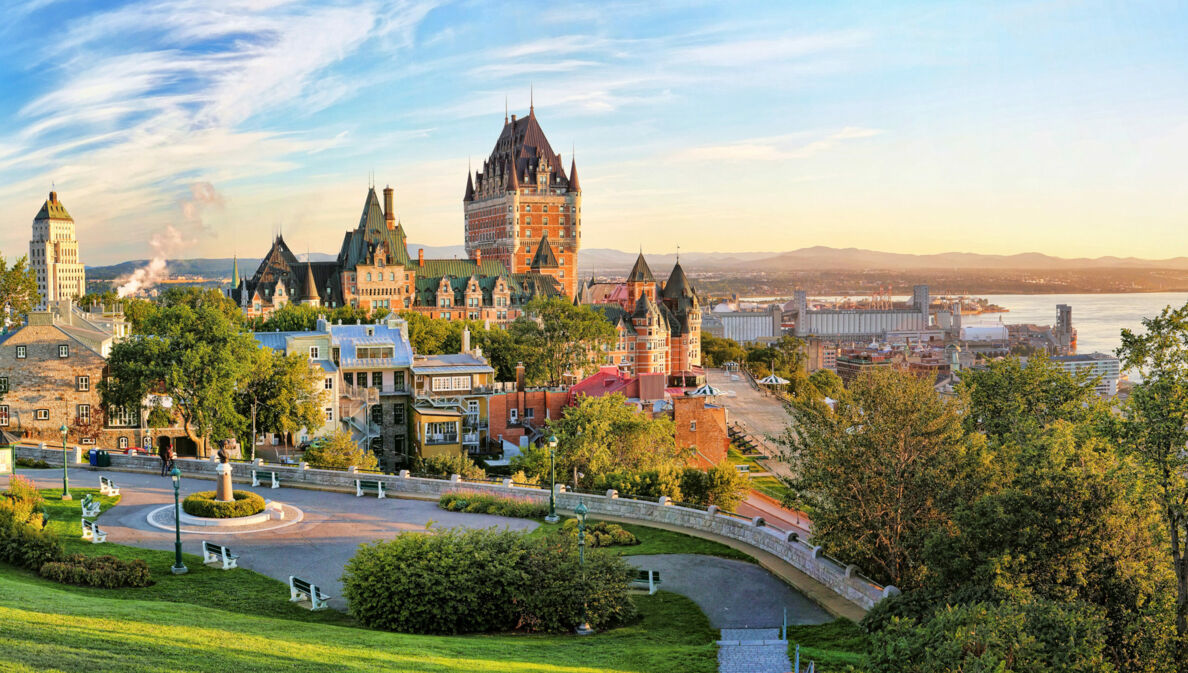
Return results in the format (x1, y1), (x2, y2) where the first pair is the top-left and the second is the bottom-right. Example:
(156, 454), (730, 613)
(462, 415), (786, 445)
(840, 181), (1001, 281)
(96, 450), (111, 467)
(88, 448), (99, 466)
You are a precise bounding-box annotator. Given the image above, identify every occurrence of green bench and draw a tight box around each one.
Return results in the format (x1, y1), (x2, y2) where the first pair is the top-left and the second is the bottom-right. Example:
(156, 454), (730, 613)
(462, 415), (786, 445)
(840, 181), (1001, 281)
(355, 479), (386, 499)
(631, 569), (661, 594)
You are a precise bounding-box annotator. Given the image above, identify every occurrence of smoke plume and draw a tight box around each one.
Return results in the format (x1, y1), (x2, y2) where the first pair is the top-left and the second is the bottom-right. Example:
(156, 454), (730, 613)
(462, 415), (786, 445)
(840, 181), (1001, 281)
(116, 182), (224, 298)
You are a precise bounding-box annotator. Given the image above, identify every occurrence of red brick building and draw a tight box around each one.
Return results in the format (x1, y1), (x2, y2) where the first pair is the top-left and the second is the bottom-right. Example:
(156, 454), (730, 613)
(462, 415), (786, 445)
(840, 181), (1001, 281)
(464, 105), (581, 298)
(673, 396), (729, 468)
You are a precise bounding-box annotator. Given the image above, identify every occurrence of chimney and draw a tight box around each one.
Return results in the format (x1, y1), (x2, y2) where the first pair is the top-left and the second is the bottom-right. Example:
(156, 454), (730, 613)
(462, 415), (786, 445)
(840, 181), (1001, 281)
(383, 186), (395, 230)
(515, 362), (525, 392)
(461, 327), (471, 354)
(474, 248), (482, 266)
(511, 114), (517, 122)
(418, 248), (424, 267)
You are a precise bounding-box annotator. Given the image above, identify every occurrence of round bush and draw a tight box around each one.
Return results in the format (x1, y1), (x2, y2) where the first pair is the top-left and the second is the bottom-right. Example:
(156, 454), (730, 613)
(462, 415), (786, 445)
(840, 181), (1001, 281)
(342, 528), (636, 634)
(181, 490), (265, 518)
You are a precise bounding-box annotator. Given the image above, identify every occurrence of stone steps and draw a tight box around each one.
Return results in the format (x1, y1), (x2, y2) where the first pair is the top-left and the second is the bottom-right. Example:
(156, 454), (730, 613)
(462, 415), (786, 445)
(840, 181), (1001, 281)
(717, 628), (792, 673)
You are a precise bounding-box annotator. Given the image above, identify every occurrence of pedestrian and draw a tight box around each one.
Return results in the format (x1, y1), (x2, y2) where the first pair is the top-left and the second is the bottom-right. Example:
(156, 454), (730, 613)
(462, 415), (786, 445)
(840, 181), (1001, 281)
(165, 445), (176, 474)
(159, 442), (170, 476)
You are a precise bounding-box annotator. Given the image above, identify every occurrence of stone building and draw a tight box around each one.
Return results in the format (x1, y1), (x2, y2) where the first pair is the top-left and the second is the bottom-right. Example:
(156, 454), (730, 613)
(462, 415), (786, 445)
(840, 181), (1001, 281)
(29, 191), (86, 308)
(578, 253), (703, 384)
(464, 105), (582, 298)
(230, 186), (563, 323)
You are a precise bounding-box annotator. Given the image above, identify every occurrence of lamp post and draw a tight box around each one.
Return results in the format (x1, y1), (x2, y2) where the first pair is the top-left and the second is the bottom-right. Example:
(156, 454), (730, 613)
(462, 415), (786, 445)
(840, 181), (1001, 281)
(170, 466), (187, 575)
(574, 499), (593, 636)
(545, 434), (559, 523)
(59, 424), (71, 501)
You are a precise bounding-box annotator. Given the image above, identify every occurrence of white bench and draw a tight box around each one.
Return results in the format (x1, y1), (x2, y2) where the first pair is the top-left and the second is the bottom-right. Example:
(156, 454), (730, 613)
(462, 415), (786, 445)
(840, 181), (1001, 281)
(252, 470), (279, 489)
(81, 518), (107, 544)
(80, 494), (100, 517)
(99, 476), (120, 497)
(202, 540), (240, 570)
(265, 500), (284, 520)
(289, 576), (331, 610)
(355, 479), (386, 498)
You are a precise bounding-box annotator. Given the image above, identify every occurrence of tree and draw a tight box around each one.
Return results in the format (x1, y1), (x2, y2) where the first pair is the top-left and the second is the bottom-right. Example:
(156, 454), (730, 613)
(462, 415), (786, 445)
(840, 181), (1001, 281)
(783, 367), (986, 588)
(0, 254), (38, 328)
(677, 465), (748, 510)
(101, 302), (257, 455)
(303, 429), (377, 470)
(509, 298), (616, 386)
(514, 393), (687, 487)
(1115, 300), (1188, 654)
(869, 598), (1113, 673)
(76, 291), (119, 310)
(701, 333), (747, 368)
(237, 347), (327, 460)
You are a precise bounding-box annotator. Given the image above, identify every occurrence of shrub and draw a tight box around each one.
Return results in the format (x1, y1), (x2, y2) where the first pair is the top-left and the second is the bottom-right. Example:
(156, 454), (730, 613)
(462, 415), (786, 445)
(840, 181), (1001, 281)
(182, 490), (265, 518)
(560, 518), (639, 547)
(40, 554), (152, 588)
(342, 528), (636, 634)
(15, 457), (51, 469)
(437, 491), (547, 518)
(415, 454), (486, 480)
(593, 468), (683, 501)
(0, 505), (63, 571)
(678, 465), (748, 511)
(5, 475), (44, 509)
(303, 429), (378, 471)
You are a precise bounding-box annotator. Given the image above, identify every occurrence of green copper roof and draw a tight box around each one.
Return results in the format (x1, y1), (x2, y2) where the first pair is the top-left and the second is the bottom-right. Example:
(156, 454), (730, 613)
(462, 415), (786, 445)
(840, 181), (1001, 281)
(34, 192), (72, 221)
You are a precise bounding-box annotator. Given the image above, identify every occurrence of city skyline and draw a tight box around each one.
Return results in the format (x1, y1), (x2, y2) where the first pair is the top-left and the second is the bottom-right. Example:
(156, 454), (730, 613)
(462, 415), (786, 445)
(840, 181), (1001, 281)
(1, 1), (1186, 266)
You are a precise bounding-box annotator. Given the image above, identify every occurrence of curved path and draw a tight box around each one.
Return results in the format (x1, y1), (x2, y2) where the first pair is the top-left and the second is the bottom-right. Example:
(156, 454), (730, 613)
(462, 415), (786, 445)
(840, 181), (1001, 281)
(4, 467), (832, 628)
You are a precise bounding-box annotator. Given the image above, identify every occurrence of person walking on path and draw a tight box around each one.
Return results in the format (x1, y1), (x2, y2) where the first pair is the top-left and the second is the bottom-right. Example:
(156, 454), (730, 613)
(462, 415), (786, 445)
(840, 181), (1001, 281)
(159, 444), (173, 476)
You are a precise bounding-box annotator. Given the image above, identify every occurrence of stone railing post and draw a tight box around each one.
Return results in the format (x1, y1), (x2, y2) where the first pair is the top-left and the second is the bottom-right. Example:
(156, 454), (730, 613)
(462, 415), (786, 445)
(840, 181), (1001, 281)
(449, 474), (461, 484)
(812, 545), (824, 559)
(502, 478), (513, 487)
(706, 505), (718, 516)
(657, 496), (669, 506)
(556, 484), (566, 494)
(299, 462), (308, 471)
(606, 489), (618, 499)
(845, 564), (857, 580)
(398, 469), (410, 478)
(348, 466), (358, 474)
(255, 458), (264, 466)
(752, 516), (766, 527)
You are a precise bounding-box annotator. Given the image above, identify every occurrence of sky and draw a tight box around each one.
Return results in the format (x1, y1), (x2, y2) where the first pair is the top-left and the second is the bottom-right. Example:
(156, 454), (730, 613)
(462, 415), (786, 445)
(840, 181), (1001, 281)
(0, 0), (1186, 266)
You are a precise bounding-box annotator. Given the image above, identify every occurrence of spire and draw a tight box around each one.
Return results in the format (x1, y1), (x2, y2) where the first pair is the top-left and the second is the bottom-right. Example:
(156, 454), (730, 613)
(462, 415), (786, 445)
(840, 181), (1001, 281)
(507, 159), (519, 191)
(505, 95), (508, 124)
(627, 251), (655, 284)
(464, 170), (475, 202)
(530, 84), (534, 115)
(529, 233), (559, 270)
(301, 262), (318, 302)
(231, 255), (239, 285)
(568, 156), (580, 192)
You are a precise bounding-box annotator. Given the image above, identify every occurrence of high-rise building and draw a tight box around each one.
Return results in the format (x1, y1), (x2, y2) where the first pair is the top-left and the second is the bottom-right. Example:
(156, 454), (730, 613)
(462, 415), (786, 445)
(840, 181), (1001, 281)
(464, 105), (581, 298)
(29, 191), (85, 307)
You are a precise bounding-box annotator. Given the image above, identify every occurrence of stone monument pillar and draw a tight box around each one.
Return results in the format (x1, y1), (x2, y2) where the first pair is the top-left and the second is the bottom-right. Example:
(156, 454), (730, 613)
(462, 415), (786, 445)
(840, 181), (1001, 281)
(215, 446), (233, 502)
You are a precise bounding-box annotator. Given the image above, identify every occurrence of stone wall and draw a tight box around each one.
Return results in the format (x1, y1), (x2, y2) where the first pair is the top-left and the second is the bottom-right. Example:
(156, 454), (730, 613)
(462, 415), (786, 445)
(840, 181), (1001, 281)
(13, 442), (893, 611)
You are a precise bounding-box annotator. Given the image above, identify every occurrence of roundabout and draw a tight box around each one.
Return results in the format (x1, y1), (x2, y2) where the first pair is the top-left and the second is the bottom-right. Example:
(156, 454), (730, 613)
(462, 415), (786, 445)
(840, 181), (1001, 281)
(146, 502), (304, 534)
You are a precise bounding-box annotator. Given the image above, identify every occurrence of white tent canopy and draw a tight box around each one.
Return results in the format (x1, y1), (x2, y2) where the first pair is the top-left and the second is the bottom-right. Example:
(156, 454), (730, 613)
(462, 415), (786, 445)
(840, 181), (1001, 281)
(757, 374), (790, 386)
(687, 383), (725, 397)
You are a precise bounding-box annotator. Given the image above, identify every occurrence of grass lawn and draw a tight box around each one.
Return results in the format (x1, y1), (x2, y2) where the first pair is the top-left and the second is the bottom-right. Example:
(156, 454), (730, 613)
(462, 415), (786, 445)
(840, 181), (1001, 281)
(526, 517), (756, 564)
(786, 619), (870, 671)
(0, 488), (719, 672)
(749, 476), (792, 503)
(0, 565), (717, 673)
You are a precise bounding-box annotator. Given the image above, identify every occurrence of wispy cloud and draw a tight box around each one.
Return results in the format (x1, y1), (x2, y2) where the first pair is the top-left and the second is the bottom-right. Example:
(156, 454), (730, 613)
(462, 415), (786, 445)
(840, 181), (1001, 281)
(671, 127), (884, 163)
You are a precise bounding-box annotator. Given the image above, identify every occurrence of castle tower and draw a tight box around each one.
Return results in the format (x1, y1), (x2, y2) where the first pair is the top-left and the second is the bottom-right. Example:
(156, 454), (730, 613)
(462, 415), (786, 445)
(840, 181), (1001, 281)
(29, 191), (85, 307)
(625, 251), (656, 307)
(464, 105), (581, 297)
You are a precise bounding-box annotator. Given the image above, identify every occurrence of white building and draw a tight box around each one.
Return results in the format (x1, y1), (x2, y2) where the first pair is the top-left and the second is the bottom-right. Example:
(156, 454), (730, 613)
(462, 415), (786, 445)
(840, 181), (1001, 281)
(1051, 353), (1121, 397)
(29, 191), (86, 308)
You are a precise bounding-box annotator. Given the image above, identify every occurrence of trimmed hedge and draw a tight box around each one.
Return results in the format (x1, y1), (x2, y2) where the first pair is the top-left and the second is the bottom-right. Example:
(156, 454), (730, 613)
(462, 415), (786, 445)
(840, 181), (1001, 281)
(40, 554), (152, 588)
(342, 528), (637, 634)
(437, 491), (547, 519)
(182, 490), (265, 518)
(15, 457), (52, 469)
(560, 518), (639, 547)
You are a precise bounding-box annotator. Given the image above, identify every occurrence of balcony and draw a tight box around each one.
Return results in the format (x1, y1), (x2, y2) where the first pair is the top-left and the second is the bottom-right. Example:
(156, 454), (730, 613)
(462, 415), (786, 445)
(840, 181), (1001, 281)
(425, 434), (459, 445)
(343, 383), (408, 397)
(462, 432), (480, 445)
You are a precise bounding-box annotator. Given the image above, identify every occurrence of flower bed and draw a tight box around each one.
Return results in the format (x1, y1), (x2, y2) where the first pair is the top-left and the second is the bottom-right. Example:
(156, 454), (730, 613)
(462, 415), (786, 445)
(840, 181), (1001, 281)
(437, 490), (547, 518)
(182, 490), (265, 518)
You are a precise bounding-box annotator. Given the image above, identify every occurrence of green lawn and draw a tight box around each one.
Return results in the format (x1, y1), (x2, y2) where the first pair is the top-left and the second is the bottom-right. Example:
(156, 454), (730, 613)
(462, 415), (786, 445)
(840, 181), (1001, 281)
(527, 517), (757, 564)
(0, 489), (719, 672)
(786, 619), (870, 671)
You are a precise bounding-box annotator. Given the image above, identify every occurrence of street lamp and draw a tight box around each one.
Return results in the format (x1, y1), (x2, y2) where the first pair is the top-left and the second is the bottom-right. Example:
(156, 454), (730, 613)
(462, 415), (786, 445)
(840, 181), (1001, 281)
(58, 424), (71, 501)
(170, 466), (187, 575)
(545, 434), (559, 523)
(574, 499), (593, 636)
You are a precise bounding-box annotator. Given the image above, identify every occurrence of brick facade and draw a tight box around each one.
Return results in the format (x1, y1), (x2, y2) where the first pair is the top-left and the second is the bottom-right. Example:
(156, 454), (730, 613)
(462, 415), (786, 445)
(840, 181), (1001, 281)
(672, 396), (729, 468)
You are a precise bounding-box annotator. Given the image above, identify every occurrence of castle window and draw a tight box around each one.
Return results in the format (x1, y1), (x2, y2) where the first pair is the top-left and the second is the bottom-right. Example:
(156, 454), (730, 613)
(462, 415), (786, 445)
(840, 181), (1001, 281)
(366, 273), (372, 282)
(58, 345), (69, 358)
(15, 346), (25, 359)
(78, 404), (90, 423)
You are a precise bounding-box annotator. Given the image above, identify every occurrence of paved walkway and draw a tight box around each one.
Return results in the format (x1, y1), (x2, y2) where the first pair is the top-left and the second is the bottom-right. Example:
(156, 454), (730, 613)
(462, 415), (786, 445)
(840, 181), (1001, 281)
(706, 368), (792, 448)
(717, 628), (793, 673)
(625, 554), (831, 629)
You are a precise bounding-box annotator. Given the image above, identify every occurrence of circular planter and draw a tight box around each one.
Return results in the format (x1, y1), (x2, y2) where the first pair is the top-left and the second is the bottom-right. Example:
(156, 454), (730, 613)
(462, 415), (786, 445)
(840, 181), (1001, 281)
(182, 490), (265, 519)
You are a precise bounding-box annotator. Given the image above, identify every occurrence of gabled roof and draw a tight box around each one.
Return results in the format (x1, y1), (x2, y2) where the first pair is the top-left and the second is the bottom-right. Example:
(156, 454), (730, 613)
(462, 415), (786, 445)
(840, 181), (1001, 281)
(34, 191), (72, 221)
(337, 187), (412, 269)
(627, 252), (654, 283)
(529, 234), (559, 269)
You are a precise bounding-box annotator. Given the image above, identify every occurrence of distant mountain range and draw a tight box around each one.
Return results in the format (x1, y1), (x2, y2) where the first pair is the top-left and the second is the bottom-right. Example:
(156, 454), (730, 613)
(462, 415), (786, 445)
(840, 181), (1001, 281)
(84, 245), (1188, 282)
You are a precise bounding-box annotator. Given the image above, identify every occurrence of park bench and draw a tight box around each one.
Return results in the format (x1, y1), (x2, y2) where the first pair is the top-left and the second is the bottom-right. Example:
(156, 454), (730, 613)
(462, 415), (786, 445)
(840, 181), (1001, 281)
(355, 479), (386, 499)
(252, 470), (279, 489)
(289, 576), (331, 610)
(630, 569), (662, 595)
(80, 518), (107, 544)
(80, 494), (100, 517)
(734, 464), (750, 473)
(99, 476), (120, 497)
(202, 540), (240, 570)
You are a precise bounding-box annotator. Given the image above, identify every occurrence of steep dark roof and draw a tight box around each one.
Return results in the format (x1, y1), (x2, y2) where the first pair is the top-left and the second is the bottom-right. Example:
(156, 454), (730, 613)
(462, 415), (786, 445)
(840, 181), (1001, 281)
(34, 191), (72, 221)
(661, 260), (698, 315)
(474, 109), (574, 195)
(464, 172), (475, 202)
(337, 187), (412, 269)
(568, 158), (580, 192)
(529, 234), (559, 270)
(300, 262), (318, 301)
(627, 252), (655, 283)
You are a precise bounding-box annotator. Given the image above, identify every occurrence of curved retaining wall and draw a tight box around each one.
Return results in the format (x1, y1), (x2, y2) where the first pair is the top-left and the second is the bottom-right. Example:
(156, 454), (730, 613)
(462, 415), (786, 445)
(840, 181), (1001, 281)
(13, 442), (895, 611)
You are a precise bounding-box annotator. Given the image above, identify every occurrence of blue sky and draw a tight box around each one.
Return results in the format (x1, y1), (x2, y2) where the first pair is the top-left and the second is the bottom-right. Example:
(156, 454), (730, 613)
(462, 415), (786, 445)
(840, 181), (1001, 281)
(1, 0), (1186, 265)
